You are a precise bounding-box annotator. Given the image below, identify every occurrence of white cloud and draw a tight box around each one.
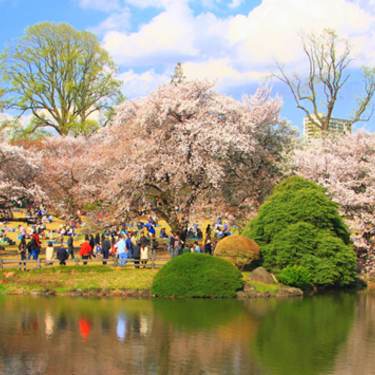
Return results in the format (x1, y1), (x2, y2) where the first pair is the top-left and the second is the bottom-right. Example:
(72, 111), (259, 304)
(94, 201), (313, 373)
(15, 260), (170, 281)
(119, 69), (170, 98)
(229, 0), (244, 8)
(98, 0), (375, 96)
(89, 9), (131, 35)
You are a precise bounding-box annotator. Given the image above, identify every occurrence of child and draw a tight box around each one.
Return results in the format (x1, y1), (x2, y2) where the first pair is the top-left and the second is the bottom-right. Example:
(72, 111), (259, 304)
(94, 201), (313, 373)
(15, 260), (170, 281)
(95, 243), (102, 256)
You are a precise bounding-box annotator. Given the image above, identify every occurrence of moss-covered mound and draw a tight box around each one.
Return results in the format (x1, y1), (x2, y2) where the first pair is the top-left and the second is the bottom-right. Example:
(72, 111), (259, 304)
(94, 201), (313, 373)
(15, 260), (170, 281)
(152, 253), (243, 298)
(242, 175), (357, 287)
(214, 235), (260, 269)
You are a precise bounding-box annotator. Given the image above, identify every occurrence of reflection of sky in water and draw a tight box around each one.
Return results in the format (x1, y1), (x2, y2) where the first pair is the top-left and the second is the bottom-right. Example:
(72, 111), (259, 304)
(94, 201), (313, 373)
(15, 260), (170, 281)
(117, 312), (127, 342)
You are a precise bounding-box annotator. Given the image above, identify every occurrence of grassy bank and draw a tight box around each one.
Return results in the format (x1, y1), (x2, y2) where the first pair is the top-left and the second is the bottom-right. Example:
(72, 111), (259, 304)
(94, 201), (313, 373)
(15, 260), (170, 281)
(0, 266), (158, 294)
(0, 265), (281, 296)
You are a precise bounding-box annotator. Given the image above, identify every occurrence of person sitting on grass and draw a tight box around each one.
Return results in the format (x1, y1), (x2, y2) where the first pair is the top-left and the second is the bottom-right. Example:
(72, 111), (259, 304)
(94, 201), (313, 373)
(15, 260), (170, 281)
(159, 228), (168, 239)
(182, 245), (192, 254)
(57, 242), (68, 265)
(193, 241), (202, 253)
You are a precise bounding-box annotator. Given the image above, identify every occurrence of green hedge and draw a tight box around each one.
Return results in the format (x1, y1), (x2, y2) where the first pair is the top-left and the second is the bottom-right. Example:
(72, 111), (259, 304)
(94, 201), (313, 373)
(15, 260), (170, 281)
(152, 253), (243, 298)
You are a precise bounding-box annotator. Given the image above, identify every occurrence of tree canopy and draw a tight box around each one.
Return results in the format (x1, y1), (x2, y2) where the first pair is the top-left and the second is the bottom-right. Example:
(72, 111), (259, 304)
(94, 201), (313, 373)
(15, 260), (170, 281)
(79, 80), (288, 236)
(0, 22), (122, 136)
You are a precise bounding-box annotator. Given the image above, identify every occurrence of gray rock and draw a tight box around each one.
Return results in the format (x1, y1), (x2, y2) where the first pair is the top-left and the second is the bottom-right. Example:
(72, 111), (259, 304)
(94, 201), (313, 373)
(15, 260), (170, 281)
(243, 282), (256, 292)
(70, 291), (83, 297)
(287, 287), (304, 296)
(139, 289), (151, 298)
(124, 288), (139, 297)
(248, 267), (275, 284)
(30, 289), (44, 295)
(236, 291), (249, 299)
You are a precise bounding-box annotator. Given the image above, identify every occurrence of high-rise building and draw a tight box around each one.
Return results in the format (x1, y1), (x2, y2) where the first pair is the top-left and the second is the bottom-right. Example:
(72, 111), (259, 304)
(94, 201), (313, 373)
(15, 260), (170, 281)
(303, 114), (351, 139)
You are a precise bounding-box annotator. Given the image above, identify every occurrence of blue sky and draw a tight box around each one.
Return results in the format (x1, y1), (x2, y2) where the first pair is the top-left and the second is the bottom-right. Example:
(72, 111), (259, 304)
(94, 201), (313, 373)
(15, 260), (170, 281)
(1, 0), (375, 134)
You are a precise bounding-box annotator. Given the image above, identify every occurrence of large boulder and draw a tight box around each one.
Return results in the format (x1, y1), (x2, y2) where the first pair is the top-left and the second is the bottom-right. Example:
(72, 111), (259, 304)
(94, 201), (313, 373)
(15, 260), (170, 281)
(214, 235), (260, 269)
(248, 266), (274, 284)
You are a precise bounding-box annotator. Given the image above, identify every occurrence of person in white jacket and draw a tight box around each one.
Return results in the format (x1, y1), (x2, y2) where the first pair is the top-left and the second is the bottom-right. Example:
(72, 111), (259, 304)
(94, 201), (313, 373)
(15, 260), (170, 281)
(140, 243), (149, 268)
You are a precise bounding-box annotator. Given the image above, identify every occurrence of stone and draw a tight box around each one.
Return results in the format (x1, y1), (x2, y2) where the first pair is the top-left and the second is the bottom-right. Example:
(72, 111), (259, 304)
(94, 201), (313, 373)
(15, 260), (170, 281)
(248, 267), (275, 284)
(139, 289), (151, 298)
(124, 288), (139, 297)
(70, 291), (83, 297)
(30, 289), (44, 295)
(243, 282), (256, 292)
(4, 272), (15, 279)
(287, 287), (304, 296)
(236, 291), (249, 299)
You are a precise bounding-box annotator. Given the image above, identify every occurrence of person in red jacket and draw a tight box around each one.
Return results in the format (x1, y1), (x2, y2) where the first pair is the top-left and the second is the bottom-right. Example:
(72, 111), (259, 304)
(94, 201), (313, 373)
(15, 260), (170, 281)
(79, 235), (92, 265)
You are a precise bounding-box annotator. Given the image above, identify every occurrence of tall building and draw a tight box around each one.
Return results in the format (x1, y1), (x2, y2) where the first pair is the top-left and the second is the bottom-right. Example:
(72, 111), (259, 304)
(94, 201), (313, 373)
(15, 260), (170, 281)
(303, 114), (351, 139)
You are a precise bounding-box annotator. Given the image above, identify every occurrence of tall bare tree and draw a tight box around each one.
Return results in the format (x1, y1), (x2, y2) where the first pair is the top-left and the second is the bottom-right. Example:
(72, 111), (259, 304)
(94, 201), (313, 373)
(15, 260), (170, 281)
(273, 29), (375, 132)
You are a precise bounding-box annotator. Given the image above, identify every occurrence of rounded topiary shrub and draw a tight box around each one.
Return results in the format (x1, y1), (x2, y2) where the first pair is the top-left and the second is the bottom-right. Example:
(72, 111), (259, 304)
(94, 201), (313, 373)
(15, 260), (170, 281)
(152, 253), (243, 298)
(214, 235), (260, 270)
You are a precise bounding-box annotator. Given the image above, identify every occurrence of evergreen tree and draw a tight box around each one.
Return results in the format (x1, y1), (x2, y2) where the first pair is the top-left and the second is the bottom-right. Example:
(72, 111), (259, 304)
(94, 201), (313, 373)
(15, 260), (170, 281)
(242, 176), (357, 287)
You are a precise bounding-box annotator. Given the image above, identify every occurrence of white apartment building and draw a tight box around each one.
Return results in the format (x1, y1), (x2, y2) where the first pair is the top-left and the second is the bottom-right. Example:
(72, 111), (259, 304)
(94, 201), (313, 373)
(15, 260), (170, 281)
(303, 114), (351, 139)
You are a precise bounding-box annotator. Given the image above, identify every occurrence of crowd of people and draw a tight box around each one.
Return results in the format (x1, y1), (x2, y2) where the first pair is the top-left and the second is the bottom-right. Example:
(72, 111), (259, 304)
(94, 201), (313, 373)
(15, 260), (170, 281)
(8, 202), (233, 268)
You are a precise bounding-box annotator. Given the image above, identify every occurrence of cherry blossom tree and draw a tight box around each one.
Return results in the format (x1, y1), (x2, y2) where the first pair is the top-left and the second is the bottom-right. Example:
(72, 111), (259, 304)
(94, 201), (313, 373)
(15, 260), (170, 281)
(40, 135), (95, 215)
(89, 80), (289, 236)
(293, 131), (375, 277)
(0, 132), (44, 212)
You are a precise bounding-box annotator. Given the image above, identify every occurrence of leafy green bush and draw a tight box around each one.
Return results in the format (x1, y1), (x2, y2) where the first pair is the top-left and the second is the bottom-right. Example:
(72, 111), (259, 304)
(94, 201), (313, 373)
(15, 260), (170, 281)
(277, 266), (311, 290)
(242, 176), (356, 287)
(152, 253), (243, 298)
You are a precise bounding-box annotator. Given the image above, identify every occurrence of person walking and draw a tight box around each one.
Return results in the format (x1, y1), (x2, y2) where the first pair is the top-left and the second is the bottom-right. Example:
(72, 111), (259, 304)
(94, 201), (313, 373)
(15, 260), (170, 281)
(101, 235), (111, 265)
(173, 233), (182, 258)
(45, 241), (54, 265)
(79, 236), (92, 265)
(116, 235), (128, 265)
(133, 243), (140, 269)
(125, 232), (133, 259)
(140, 243), (149, 268)
(168, 231), (174, 257)
(18, 235), (26, 270)
(67, 235), (74, 260)
(57, 243), (68, 265)
(29, 231), (41, 260)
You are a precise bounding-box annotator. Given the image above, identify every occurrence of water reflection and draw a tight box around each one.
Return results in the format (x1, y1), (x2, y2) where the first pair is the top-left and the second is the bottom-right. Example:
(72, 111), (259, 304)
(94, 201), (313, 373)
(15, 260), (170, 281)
(0, 293), (373, 375)
(116, 312), (127, 342)
(254, 293), (356, 375)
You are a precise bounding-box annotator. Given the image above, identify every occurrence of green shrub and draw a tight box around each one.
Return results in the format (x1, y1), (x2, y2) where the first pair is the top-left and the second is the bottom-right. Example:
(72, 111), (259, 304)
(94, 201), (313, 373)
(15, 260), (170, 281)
(242, 176), (356, 287)
(152, 253), (243, 298)
(277, 266), (311, 290)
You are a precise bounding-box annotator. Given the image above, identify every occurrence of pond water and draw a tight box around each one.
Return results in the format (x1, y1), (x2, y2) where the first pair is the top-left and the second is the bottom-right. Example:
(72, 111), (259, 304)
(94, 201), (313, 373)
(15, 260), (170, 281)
(0, 291), (374, 375)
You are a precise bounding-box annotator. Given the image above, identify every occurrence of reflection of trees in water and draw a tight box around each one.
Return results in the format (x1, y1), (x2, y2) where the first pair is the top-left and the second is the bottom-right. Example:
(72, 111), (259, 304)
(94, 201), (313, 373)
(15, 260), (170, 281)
(0, 294), (364, 375)
(334, 291), (375, 375)
(255, 293), (356, 375)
